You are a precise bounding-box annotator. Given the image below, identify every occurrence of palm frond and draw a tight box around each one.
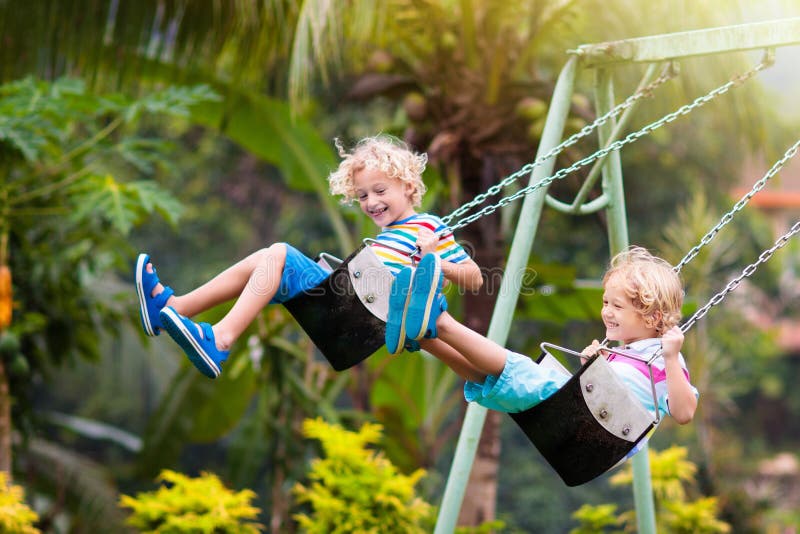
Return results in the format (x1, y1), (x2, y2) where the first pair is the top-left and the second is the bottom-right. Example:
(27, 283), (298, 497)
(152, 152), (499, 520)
(21, 437), (128, 531)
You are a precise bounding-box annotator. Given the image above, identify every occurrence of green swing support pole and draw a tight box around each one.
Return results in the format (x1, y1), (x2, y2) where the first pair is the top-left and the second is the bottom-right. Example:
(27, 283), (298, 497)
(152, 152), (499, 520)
(433, 56), (578, 534)
(434, 17), (800, 533)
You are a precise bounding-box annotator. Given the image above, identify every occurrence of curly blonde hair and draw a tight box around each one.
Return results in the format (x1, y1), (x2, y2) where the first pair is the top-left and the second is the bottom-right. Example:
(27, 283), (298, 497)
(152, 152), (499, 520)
(603, 246), (683, 335)
(328, 135), (427, 206)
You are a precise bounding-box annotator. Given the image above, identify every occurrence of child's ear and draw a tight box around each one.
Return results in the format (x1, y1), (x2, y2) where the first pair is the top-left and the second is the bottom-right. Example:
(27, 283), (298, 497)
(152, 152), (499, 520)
(645, 311), (662, 330)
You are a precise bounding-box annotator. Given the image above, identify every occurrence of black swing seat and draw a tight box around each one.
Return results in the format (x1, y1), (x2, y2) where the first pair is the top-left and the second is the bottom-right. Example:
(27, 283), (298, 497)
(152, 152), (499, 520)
(509, 350), (655, 486)
(283, 243), (394, 371)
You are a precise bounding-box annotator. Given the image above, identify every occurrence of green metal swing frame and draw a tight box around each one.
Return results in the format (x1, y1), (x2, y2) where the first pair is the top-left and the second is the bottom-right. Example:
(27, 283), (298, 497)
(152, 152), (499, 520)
(434, 17), (800, 534)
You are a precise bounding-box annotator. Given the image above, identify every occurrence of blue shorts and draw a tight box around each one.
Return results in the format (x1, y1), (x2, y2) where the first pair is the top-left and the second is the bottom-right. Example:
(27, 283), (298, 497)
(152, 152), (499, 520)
(269, 244), (332, 304)
(464, 351), (570, 413)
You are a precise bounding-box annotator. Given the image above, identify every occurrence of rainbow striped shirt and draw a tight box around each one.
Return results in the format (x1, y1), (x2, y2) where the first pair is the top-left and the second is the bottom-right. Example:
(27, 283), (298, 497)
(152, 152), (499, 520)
(371, 213), (470, 275)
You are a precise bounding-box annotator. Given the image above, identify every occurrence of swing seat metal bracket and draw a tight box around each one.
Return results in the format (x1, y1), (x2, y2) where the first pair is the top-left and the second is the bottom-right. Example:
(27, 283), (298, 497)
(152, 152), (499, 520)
(579, 356), (653, 441)
(346, 243), (394, 322)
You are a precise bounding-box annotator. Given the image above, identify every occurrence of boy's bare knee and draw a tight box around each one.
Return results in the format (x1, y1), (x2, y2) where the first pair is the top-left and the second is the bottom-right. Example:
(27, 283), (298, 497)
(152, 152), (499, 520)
(257, 243), (287, 268)
(249, 244), (287, 283)
(268, 243), (288, 262)
(436, 312), (455, 335)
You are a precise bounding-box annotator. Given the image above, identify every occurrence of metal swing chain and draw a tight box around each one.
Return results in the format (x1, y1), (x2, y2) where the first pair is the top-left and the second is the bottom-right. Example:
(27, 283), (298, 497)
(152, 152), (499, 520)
(673, 138), (800, 273)
(595, 221), (800, 422)
(593, 139), (800, 350)
(446, 55), (772, 233)
(680, 220), (800, 334)
(440, 63), (679, 226)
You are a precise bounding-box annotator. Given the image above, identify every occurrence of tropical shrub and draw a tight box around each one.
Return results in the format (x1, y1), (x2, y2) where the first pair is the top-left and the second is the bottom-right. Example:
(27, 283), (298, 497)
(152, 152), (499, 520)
(570, 503), (623, 534)
(292, 417), (434, 533)
(119, 469), (263, 533)
(0, 472), (40, 534)
(570, 446), (730, 533)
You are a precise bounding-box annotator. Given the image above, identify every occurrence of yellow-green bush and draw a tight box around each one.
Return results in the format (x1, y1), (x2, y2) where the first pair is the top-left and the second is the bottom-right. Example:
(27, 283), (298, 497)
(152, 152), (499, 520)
(119, 470), (262, 533)
(0, 472), (40, 534)
(570, 446), (730, 533)
(292, 417), (434, 533)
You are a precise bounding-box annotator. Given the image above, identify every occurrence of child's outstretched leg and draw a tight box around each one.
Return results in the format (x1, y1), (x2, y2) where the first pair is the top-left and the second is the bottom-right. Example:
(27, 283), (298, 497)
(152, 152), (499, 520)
(147, 243), (294, 378)
(419, 337), (489, 382)
(136, 245), (286, 336)
(193, 243), (289, 349)
(405, 261), (507, 379)
(427, 312), (507, 379)
(169, 244), (288, 319)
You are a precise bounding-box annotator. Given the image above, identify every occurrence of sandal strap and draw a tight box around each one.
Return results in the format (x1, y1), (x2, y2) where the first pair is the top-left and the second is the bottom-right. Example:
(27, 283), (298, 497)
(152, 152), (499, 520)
(151, 285), (174, 308)
(199, 322), (215, 343)
(141, 263), (161, 294)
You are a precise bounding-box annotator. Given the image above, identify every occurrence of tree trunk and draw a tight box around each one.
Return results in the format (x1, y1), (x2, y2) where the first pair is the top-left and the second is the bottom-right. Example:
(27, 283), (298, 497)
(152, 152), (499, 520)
(0, 359), (11, 476)
(458, 409), (502, 526)
(456, 155), (506, 527)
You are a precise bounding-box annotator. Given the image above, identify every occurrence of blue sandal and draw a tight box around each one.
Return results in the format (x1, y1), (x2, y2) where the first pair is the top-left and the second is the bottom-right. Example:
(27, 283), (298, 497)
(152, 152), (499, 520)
(159, 306), (229, 379)
(385, 267), (414, 355)
(405, 254), (445, 340)
(422, 293), (448, 339)
(135, 253), (174, 336)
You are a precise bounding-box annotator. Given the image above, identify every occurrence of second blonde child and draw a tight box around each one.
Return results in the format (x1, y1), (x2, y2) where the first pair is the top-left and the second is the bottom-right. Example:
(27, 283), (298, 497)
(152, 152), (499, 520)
(390, 247), (698, 432)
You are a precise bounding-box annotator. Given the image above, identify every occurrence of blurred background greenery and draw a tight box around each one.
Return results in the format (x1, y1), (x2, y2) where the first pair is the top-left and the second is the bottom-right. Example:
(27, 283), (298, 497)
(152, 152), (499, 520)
(1, 0), (800, 532)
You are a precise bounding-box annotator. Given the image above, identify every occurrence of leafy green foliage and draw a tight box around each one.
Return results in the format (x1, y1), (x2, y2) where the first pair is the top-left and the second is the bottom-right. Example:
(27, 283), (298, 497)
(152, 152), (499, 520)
(136, 351), (258, 477)
(0, 78), (216, 163)
(570, 503), (622, 534)
(68, 175), (184, 235)
(367, 344), (464, 473)
(661, 497), (731, 534)
(454, 519), (507, 534)
(119, 469), (263, 533)
(21, 436), (130, 531)
(292, 418), (434, 533)
(573, 446), (731, 533)
(0, 74), (221, 528)
(0, 74), (218, 405)
(189, 88), (353, 253)
(610, 446), (697, 503)
(0, 472), (40, 534)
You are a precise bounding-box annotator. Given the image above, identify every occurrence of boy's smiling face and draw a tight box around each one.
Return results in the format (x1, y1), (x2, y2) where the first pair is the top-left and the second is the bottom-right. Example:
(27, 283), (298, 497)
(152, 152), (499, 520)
(353, 167), (417, 227)
(601, 273), (660, 345)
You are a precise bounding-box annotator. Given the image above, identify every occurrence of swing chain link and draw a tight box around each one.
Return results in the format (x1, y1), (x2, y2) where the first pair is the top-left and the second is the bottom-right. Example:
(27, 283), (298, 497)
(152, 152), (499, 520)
(680, 220), (800, 334)
(445, 57), (770, 233)
(440, 63), (679, 226)
(673, 139), (800, 273)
